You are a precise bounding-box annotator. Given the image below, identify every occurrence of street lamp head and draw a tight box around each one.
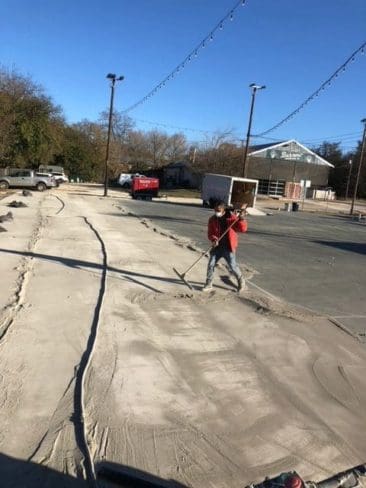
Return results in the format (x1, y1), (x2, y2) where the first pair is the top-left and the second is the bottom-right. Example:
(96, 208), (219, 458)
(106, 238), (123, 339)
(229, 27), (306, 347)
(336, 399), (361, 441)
(106, 73), (124, 82)
(361, 118), (366, 124)
(249, 83), (266, 91)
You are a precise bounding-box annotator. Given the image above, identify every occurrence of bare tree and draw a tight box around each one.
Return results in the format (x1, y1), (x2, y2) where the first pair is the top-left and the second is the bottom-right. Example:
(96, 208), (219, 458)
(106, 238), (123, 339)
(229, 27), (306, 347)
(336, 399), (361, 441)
(146, 130), (169, 166)
(165, 133), (188, 162)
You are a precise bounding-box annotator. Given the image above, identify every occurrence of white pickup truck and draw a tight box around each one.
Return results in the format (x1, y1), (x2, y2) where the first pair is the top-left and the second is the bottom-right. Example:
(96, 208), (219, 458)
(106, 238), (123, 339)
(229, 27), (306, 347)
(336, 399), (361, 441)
(0, 169), (57, 191)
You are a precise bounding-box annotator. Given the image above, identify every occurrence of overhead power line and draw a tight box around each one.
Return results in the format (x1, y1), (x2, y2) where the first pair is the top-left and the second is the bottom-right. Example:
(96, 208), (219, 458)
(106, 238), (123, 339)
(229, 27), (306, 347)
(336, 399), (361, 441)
(123, 0), (248, 113)
(255, 40), (366, 137)
(135, 117), (240, 137)
(300, 131), (362, 143)
(136, 117), (214, 134)
(135, 117), (362, 149)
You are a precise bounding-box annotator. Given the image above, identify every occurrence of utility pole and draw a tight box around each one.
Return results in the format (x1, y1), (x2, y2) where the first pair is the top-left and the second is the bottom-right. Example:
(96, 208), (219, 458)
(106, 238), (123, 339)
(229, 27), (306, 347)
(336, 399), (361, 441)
(345, 159), (353, 200)
(104, 73), (124, 197)
(350, 118), (366, 215)
(242, 83), (266, 178)
(191, 147), (197, 165)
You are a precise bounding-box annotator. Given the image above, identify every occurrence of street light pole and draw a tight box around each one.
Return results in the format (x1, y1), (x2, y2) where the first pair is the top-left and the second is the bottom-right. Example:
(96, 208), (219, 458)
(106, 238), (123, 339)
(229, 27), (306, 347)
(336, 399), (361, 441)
(350, 118), (366, 215)
(242, 83), (266, 178)
(104, 73), (124, 197)
(345, 159), (353, 200)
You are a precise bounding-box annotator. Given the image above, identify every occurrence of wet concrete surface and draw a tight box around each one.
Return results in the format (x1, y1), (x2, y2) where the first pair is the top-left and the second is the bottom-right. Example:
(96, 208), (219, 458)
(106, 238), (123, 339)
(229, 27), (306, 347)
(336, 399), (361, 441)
(117, 198), (366, 341)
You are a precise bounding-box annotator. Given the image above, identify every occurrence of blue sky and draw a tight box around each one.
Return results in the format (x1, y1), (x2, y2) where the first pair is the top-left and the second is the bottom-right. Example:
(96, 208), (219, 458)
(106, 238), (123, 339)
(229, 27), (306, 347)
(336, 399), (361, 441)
(0, 0), (365, 151)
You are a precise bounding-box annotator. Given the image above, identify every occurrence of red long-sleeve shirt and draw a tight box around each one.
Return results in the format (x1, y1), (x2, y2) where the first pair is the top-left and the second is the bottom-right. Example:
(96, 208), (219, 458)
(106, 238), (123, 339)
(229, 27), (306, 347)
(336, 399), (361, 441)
(207, 213), (248, 252)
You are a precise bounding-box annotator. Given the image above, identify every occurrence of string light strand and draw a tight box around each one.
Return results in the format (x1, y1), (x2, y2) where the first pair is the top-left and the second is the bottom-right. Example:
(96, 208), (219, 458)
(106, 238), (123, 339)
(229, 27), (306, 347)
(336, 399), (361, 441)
(123, 0), (248, 113)
(255, 40), (366, 137)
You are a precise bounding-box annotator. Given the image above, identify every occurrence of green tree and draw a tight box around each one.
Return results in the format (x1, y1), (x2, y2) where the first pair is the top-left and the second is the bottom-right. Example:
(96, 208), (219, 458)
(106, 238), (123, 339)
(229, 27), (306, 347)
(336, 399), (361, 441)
(53, 124), (104, 182)
(313, 142), (348, 197)
(0, 68), (63, 167)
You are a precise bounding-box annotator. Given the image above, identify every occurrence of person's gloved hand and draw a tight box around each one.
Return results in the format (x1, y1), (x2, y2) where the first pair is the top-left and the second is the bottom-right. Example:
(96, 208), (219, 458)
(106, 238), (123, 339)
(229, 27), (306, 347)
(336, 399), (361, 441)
(234, 208), (247, 219)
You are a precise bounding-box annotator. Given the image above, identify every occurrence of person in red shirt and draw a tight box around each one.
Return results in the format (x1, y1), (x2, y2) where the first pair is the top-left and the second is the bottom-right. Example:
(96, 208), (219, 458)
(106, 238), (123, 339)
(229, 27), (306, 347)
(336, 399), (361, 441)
(203, 201), (248, 292)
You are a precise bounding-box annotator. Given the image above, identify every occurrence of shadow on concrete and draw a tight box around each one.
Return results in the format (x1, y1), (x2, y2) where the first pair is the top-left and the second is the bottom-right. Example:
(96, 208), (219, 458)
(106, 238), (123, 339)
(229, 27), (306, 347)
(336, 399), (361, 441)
(0, 248), (234, 292)
(96, 461), (189, 487)
(312, 241), (366, 255)
(0, 452), (86, 487)
(0, 452), (188, 487)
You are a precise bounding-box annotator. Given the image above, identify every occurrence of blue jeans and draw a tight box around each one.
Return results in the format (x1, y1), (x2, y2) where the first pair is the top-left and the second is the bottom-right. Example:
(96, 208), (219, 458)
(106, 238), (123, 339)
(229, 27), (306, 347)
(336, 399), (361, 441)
(206, 248), (242, 284)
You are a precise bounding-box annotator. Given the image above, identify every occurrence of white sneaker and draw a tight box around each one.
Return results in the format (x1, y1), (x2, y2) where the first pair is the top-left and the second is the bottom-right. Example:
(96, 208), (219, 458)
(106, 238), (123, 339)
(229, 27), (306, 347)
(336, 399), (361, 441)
(202, 283), (213, 292)
(237, 277), (245, 292)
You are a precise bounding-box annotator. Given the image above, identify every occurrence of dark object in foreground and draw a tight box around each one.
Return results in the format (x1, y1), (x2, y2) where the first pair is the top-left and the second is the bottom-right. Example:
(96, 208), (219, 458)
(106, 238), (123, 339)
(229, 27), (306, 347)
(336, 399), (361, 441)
(0, 225), (6, 232)
(8, 201), (27, 208)
(246, 465), (366, 488)
(0, 211), (13, 223)
(97, 462), (188, 487)
(22, 189), (33, 197)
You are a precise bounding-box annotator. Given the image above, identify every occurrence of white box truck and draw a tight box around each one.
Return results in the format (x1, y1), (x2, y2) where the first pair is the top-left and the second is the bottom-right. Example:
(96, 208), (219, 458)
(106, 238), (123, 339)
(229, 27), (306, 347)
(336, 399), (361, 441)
(202, 173), (258, 208)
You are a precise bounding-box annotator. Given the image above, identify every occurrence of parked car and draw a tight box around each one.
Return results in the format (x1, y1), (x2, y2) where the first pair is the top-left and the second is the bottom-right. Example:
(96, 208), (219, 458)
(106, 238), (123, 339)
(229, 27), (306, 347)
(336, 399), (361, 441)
(51, 172), (69, 184)
(38, 165), (68, 184)
(118, 173), (142, 188)
(36, 172), (60, 187)
(0, 169), (57, 191)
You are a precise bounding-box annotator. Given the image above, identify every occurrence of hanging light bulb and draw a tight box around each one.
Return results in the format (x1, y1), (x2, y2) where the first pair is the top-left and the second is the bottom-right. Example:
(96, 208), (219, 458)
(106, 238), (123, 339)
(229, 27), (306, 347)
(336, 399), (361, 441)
(202, 40), (205, 48)
(210, 33), (214, 41)
(219, 22), (223, 30)
(195, 50), (198, 57)
(361, 46), (365, 55)
(242, 0), (246, 5)
(230, 11), (234, 20)
(351, 56), (355, 62)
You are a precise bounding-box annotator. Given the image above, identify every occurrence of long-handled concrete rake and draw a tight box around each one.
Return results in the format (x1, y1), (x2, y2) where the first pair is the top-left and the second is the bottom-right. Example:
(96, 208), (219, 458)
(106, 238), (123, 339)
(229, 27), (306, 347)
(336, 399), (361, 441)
(173, 205), (247, 290)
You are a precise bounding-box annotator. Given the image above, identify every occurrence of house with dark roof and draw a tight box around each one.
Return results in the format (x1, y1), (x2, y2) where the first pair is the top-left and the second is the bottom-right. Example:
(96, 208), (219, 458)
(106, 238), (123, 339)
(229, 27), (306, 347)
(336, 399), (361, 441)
(248, 139), (334, 196)
(163, 161), (201, 188)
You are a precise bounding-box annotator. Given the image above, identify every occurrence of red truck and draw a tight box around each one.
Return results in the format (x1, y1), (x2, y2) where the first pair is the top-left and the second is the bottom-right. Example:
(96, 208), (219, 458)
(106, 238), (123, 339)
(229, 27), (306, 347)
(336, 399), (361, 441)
(131, 176), (159, 200)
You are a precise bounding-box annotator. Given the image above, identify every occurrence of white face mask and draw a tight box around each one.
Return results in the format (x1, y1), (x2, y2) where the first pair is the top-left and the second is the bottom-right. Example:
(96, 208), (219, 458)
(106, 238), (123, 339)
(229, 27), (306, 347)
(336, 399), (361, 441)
(215, 211), (224, 217)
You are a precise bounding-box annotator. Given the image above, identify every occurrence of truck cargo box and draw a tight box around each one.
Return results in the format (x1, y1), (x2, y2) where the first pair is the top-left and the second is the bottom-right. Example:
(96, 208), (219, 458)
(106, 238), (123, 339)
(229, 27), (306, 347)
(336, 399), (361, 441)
(131, 177), (159, 200)
(202, 173), (258, 208)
